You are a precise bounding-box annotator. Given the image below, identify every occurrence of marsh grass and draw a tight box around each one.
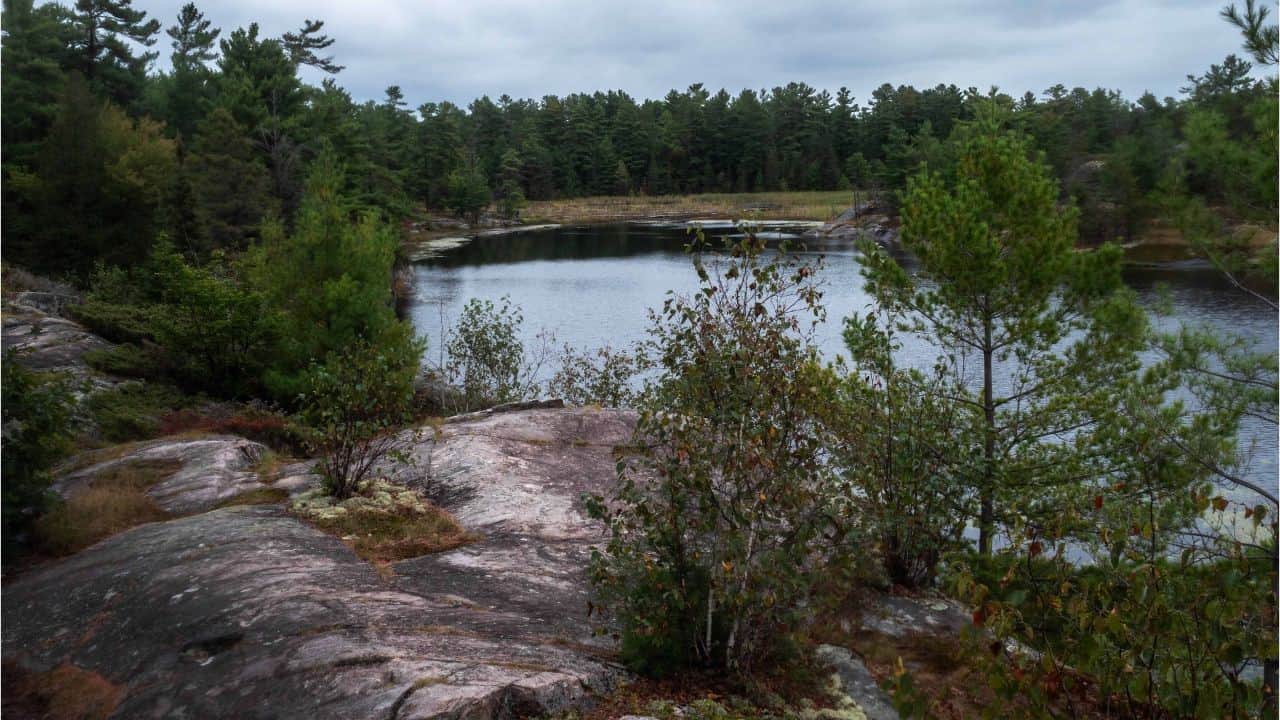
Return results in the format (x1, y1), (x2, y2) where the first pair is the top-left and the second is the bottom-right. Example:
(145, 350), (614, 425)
(523, 191), (856, 224)
(33, 458), (181, 557)
(215, 487), (290, 508)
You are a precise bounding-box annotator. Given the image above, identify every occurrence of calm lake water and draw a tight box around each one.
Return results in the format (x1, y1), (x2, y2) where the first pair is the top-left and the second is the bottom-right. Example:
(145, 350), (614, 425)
(409, 221), (1278, 504)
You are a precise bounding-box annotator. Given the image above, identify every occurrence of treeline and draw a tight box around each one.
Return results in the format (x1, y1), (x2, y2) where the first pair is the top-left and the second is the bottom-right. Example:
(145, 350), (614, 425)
(3, 0), (1277, 279)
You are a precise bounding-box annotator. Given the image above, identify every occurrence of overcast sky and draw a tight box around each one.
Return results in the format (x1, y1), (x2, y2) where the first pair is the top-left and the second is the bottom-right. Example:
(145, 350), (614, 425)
(132, 0), (1259, 108)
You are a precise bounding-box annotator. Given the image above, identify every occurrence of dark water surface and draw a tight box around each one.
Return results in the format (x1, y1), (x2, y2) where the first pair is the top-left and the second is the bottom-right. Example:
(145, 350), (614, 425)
(410, 222), (1278, 503)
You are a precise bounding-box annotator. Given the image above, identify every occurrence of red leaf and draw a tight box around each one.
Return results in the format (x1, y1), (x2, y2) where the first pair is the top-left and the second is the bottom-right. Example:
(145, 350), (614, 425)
(972, 607), (987, 627)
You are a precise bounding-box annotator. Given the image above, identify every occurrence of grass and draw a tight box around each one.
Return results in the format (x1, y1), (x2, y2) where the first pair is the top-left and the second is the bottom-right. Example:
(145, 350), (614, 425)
(250, 449), (287, 482)
(32, 458), (181, 557)
(310, 504), (471, 562)
(215, 487), (291, 508)
(294, 482), (474, 563)
(522, 191), (858, 224)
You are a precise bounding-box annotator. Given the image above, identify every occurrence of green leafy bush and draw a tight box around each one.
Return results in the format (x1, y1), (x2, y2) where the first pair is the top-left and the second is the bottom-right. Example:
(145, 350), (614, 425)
(2, 354), (76, 546)
(83, 343), (163, 379)
(547, 344), (645, 408)
(587, 234), (854, 677)
(837, 307), (972, 589)
(69, 299), (157, 345)
(145, 243), (273, 398)
(85, 382), (189, 443)
(247, 152), (414, 403)
(443, 296), (545, 411)
(301, 340), (422, 499)
(446, 165), (491, 223)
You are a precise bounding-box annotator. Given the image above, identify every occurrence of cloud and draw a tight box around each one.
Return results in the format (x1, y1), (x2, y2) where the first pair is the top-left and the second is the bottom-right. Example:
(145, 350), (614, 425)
(132, 0), (1257, 108)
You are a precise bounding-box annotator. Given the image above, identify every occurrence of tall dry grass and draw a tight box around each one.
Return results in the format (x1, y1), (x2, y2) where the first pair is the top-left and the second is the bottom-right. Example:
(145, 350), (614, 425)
(33, 459), (181, 556)
(523, 190), (858, 224)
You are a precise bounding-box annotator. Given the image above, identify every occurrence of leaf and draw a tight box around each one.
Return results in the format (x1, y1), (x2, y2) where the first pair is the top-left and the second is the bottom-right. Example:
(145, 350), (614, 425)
(972, 606), (987, 627)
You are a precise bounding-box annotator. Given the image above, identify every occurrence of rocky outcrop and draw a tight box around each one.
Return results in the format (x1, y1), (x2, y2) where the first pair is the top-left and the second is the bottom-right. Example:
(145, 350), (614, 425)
(804, 201), (899, 249)
(54, 436), (306, 515)
(4, 407), (638, 720)
(5, 402), (969, 719)
(2, 303), (116, 388)
(816, 645), (897, 720)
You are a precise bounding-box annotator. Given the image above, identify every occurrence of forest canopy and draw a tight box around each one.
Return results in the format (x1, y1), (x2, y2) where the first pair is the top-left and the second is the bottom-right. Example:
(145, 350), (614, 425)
(2, 0), (1276, 277)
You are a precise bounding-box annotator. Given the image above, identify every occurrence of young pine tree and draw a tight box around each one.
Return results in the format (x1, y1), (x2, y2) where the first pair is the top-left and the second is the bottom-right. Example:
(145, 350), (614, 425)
(859, 109), (1147, 555)
(248, 151), (418, 402)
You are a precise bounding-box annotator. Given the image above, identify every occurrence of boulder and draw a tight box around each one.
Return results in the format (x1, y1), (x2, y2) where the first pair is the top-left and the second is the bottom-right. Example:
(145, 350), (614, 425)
(4, 407), (639, 719)
(815, 645), (898, 720)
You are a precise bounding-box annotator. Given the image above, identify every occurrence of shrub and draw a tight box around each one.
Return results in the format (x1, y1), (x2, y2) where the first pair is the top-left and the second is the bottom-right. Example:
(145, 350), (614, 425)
(443, 296), (546, 411)
(836, 308), (972, 589)
(145, 242), (273, 398)
(548, 344), (645, 408)
(85, 382), (189, 443)
(446, 165), (491, 224)
(83, 343), (163, 379)
(587, 233), (854, 677)
(69, 299), (156, 345)
(301, 341), (421, 499)
(1, 354), (76, 546)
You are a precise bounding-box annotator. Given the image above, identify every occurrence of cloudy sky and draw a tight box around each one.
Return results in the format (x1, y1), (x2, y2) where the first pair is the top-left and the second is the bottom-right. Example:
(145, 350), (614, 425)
(132, 0), (1257, 107)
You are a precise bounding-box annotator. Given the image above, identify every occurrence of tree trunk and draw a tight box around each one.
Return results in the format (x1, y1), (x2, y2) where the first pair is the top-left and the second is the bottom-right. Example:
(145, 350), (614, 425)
(978, 312), (995, 556)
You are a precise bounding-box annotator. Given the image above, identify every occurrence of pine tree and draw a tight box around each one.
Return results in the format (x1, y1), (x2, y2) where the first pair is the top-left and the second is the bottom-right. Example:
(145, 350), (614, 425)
(281, 18), (343, 74)
(165, 2), (219, 139)
(70, 0), (161, 106)
(15, 73), (176, 275)
(1, 0), (75, 166)
(859, 108), (1146, 555)
(247, 151), (412, 402)
(187, 107), (274, 250)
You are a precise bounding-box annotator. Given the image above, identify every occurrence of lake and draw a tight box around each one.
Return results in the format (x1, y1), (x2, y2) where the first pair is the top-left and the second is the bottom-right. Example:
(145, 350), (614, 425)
(409, 221), (1278, 504)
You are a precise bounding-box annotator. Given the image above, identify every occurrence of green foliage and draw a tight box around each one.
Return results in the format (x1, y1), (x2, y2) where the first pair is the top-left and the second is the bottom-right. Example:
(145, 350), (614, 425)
(69, 0), (161, 107)
(164, 3), (220, 139)
(185, 107), (275, 251)
(587, 233), (853, 676)
(446, 164), (491, 223)
(83, 343), (162, 378)
(70, 299), (157, 345)
(952, 529), (1276, 719)
(247, 152), (415, 402)
(1221, 0), (1279, 66)
(300, 341), (421, 499)
(145, 242), (273, 397)
(1, 355), (77, 546)
(85, 381), (189, 443)
(1, 0), (74, 166)
(74, 242), (274, 398)
(864, 119), (1146, 556)
(442, 296), (542, 410)
(837, 308), (971, 588)
(8, 73), (176, 277)
(547, 344), (645, 408)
